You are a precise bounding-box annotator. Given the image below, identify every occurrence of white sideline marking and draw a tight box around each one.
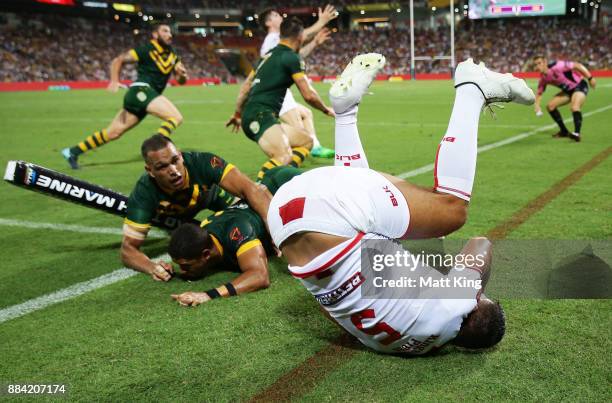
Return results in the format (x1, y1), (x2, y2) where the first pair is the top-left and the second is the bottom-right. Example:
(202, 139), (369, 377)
(398, 103), (612, 179)
(1, 103), (611, 325)
(0, 218), (166, 239)
(0, 255), (169, 324)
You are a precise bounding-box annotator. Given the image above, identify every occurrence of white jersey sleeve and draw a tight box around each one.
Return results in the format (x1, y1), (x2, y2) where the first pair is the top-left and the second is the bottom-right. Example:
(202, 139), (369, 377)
(260, 32), (280, 57)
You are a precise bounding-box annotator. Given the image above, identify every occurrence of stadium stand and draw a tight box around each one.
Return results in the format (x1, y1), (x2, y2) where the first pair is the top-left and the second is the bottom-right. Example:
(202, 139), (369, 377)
(1, 13), (609, 82)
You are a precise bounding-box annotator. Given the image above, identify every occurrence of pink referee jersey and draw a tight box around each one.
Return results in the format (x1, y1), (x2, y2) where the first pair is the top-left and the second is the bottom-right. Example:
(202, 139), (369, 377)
(537, 60), (583, 96)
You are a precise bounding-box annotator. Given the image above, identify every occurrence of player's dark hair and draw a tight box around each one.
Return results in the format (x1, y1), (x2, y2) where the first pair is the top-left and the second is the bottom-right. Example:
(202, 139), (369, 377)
(259, 8), (277, 28)
(280, 17), (304, 39)
(453, 299), (506, 350)
(169, 223), (213, 260)
(151, 23), (170, 34)
(141, 134), (174, 161)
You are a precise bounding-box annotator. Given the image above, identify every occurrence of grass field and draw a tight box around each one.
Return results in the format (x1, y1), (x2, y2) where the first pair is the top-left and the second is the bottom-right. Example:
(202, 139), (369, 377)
(0, 79), (611, 401)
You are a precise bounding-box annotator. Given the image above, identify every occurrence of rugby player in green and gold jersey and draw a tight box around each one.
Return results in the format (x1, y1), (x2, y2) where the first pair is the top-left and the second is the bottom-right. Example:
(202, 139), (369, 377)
(61, 24), (188, 169)
(120, 134), (272, 282)
(226, 17), (334, 181)
(168, 165), (302, 306)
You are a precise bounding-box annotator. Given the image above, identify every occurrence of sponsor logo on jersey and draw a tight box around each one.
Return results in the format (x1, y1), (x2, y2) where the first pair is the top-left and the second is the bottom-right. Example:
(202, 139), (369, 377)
(315, 272), (364, 306)
(382, 185), (399, 207)
(394, 335), (438, 354)
(249, 121), (260, 134)
(210, 156), (224, 169)
(230, 227), (244, 242)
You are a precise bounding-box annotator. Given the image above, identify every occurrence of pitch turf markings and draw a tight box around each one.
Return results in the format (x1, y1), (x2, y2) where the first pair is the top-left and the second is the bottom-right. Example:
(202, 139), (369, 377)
(486, 147), (612, 239)
(0, 254), (168, 324)
(0, 218), (165, 238)
(248, 146), (612, 401)
(398, 103), (612, 179)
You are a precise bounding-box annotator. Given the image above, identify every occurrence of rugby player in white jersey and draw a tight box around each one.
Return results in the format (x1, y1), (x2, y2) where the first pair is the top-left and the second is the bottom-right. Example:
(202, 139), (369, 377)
(258, 5), (337, 159)
(266, 54), (535, 354)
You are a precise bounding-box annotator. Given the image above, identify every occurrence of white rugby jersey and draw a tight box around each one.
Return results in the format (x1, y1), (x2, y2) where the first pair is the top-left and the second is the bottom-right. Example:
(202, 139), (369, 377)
(260, 32), (280, 57)
(289, 233), (480, 355)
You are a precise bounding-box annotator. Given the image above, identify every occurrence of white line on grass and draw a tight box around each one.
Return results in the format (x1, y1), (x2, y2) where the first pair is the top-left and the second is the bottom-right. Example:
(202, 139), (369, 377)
(0, 255), (169, 324)
(1, 103), (610, 325)
(398, 103), (612, 179)
(0, 218), (166, 239)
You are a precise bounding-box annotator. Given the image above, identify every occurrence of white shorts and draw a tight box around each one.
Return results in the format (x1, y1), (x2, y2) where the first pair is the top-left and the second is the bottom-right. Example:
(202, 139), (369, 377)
(279, 89), (298, 116)
(267, 166), (410, 248)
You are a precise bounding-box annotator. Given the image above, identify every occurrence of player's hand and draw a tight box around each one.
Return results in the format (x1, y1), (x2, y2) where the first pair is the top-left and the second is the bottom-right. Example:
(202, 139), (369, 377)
(323, 106), (335, 117)
(318, 5), (338, 25)
(588, 77), (596, 89)
(150, 262), (173, 282)
(225, 113), (241, 133)
(107, 81), (120, 93)
(171, 291), (211, 307)
(314, 28), (331, 46)
(535, 110), (543, 117)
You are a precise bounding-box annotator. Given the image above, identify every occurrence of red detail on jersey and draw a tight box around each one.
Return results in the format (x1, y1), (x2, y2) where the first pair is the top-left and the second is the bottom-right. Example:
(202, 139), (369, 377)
(278, 197), (306, 225)
(382, 186), (399, 207)
(433, 143), (442, 190)
(351, 308), (402, 346)
(435, 185), (472, 199)
(344, 162), (350, 166)
(289, 232), (365, 279)
(230, 227), (244, 242)
(442, 136), (456, 142)
(210, 156), (224, 169)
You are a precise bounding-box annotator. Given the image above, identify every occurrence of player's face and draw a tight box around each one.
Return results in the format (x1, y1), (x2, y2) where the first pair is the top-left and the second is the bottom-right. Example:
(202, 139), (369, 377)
(173, 256), (207, 277)
(534, 58), (547, 73)
(266, 11), (283, 30)
(145, 143), (186, 192)
(154, 25), (173, 46)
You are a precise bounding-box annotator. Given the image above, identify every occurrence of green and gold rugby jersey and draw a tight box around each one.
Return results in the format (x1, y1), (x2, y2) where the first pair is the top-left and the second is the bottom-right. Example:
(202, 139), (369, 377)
(245, 42), (305, 114)
(201, 204), (272, 269)
(129, 40), (179, 93)
(125, 152), (235, 231)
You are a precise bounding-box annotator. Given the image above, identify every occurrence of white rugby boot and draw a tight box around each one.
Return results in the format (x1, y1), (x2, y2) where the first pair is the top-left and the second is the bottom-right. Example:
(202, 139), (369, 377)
(329, 53), (386, 114)
(454, 58), (535, 105)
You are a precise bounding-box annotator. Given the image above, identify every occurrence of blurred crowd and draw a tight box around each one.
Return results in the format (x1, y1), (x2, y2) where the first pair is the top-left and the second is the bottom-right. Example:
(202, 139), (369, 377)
(1, 13), (609, 83)
(305, 18), (611, 76)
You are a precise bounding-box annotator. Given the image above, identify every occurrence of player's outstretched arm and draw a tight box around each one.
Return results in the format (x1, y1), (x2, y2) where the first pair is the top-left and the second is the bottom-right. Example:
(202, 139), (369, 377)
(303, 5), (337, 42)
(171, 243), (270, 307)
(219, 167), (273, 224)
(120, 233), (174, 282)
(108, 50), (137, 93)
(299, 28), (331, 58)
(294, 76), (334, 117)
(226, 71), (255, 132)
(534, 94), (542, 115)
(572, 62), (596, 89)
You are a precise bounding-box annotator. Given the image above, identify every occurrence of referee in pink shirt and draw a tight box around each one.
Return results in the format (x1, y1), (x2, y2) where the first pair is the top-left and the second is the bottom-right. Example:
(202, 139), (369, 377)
(533, 56), (596, 142)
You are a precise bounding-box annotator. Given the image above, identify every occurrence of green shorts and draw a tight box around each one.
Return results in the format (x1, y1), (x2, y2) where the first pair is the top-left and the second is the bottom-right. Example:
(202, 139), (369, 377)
(123, 85), (160, 120)
(260, 166), (302, 194)
(241, 104), (280, 142)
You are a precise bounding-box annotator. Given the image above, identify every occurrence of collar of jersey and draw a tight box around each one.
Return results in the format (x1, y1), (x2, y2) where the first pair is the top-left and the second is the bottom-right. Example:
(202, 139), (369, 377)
(210, 234), (224, 256)
(151, 40), (165, 53)
(278, 40), (295, 51)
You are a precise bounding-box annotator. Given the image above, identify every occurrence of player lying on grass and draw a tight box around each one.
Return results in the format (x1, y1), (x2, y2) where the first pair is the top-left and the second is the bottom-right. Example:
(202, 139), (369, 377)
(226, 17), (335, 181)
(62, 24), (188, 169)
(121, 134), (271, 281)
(264, 54), (535, 354)
(533, 55), (596, 142)
(258, 5), (337, 159)
(168, 166), (303, 305)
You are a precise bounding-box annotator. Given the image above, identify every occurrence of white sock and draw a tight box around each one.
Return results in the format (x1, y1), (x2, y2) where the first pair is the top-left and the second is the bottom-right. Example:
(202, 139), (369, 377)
(335, 105), (369, 168)
(434, 84), (485, 201)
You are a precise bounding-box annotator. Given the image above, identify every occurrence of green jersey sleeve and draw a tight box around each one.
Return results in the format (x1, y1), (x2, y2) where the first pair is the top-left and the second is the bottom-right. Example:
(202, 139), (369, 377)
(124, 181), (157, 229)
(188, 152), (235, 187)
(283, 51), (305, 80)
(129, 44), (149, 63)
(226, 220), (263, 259)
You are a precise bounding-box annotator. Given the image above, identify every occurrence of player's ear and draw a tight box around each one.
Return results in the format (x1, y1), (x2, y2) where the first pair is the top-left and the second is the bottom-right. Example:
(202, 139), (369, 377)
(144, 163), (154, 178)
(201, 248), (212, 261)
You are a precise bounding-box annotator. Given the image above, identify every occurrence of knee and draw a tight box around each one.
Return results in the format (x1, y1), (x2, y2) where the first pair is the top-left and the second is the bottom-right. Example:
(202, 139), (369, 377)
(546, 103), (556, 112)
(106, 127), (123, 140)
(274, 152), (293, 165)
(302, 107), (313, 120)
(173, 113), (184, 126)
(301, 136), (314, 150)
(570, 106), (580, 113)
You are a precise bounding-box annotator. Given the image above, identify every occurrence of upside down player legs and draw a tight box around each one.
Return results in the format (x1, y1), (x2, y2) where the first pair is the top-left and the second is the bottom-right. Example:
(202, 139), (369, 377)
(267, 55), (534, 354)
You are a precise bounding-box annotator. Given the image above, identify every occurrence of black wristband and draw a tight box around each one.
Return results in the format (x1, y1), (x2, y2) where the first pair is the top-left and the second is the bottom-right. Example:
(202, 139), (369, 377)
(225, 282), (238, 296)
(205, 288), (221, 299)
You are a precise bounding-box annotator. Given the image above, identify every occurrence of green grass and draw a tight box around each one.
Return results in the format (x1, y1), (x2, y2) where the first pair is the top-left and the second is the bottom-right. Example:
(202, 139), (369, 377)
(0, 80), (610, 401)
